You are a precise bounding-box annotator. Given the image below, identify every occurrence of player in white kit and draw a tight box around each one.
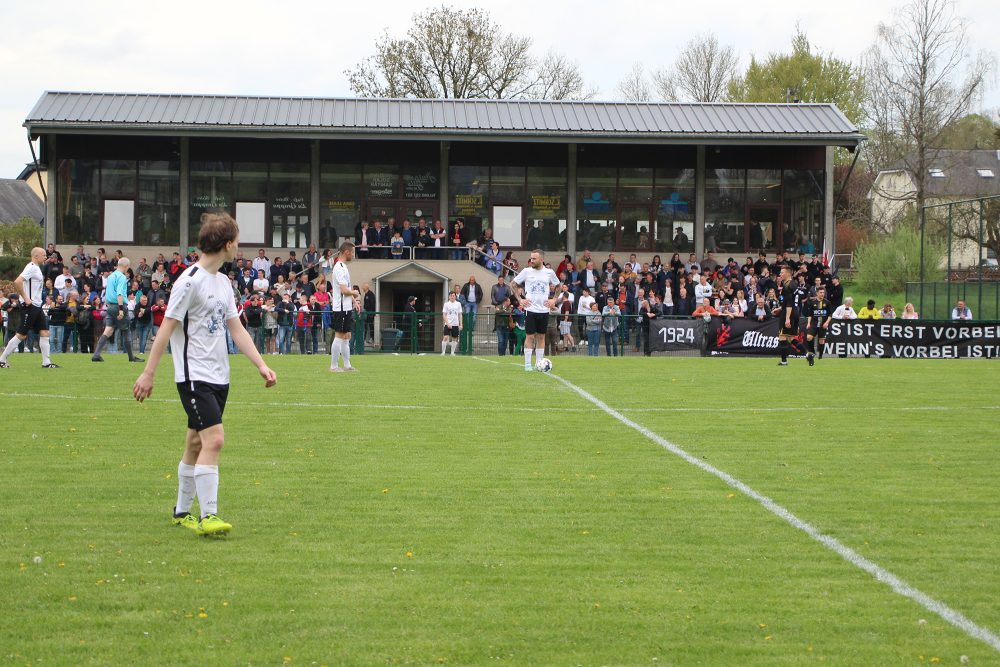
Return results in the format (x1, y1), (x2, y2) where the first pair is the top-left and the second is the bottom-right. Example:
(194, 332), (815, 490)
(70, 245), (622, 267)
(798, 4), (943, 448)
(441, 291), (463, 355)
(0, 247), (59, 369)
(511, 249), (560, 371)
(133, 212), (277, 536)
(329, 241), (361, 372)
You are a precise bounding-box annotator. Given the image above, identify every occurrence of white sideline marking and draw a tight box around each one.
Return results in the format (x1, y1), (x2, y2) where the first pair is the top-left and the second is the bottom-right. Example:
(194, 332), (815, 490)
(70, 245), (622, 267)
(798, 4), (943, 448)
(546, 371), (1000, 654)
(1, 391), (997, 415)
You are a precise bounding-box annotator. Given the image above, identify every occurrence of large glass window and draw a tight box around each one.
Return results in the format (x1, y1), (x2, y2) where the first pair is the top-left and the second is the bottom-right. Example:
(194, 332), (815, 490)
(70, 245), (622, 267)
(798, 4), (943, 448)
(57, 159), (100, 244)
(402, 165), (439, 200)
(526, 167), (567, 252)
(101, 160), (136, 197)
(576, 168), (617, 252)
(137, 161), (180, 245)
(320, 165), (362, 249)
(365, 165), (399, 199)
(617, 168), (653, 250)
(705, 169), (746, 255)
(490, 166), (525, 202)
(449, 166), (489, 239)
(783, 170), (825, 254)
(270, 162), (310, 248)
(189, 161), (232, 241)
(654, 168), (695, 254)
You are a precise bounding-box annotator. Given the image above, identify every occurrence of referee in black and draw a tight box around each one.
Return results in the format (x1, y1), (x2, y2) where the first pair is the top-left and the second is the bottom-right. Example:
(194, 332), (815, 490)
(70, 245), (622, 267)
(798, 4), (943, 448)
(777, 265), (798, 366)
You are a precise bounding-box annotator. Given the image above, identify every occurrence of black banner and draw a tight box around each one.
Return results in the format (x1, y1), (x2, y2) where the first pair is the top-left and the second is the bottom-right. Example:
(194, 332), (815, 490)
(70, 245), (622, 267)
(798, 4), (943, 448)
(706, 317), (808, 356)
(826, 320), (1000, 358)
(649, 318), (705, 352)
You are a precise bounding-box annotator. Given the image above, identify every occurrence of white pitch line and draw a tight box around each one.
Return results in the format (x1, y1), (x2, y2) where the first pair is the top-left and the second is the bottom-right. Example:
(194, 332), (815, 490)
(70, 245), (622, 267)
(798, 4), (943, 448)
(545, 371), (1000, 654)
(1, 391), (996, 415)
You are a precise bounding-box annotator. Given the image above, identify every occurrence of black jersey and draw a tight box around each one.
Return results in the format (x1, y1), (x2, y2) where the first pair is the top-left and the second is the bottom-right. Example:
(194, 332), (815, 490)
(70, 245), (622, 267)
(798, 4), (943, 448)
(803, 298), (831, 325)
(779, 280), (798, 316)
(793, 284), (809, 310)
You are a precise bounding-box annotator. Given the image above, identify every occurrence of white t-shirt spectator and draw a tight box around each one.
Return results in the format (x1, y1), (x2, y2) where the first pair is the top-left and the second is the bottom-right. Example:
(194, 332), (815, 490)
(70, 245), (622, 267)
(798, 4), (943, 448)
(577, 294), (596, 315)
(252, 277), (270, 293)
(832, 305), (856, 319)
(694, 281), (713, 302)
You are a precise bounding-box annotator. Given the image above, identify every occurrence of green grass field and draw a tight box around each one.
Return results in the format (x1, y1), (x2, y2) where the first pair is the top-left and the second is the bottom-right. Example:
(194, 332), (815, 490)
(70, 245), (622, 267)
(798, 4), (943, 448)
(2, 353), (999, 665)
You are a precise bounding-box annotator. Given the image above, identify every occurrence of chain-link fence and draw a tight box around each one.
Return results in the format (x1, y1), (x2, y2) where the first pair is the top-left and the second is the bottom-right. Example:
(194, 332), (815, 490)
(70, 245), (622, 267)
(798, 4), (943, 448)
(246, 309), (705, 357)
(904, 282), (1000, 320)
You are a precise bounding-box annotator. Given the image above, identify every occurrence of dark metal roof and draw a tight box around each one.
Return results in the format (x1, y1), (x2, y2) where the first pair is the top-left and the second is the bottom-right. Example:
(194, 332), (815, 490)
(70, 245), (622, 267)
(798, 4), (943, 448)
(0, 179), (44, 225)
(25, 92), (865, 146)
(883, 149), (1000, 198)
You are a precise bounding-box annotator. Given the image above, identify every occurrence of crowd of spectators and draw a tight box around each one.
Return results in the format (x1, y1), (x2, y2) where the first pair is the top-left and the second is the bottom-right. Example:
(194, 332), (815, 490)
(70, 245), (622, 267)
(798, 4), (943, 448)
(0, 241), (978, 359)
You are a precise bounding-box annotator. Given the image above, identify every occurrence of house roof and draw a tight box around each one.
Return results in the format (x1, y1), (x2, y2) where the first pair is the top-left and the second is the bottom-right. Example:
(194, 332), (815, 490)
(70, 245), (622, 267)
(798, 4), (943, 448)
(24, 91), (865, 146)
(0, 179), (44, 225)
(882, 149), (1000, 198)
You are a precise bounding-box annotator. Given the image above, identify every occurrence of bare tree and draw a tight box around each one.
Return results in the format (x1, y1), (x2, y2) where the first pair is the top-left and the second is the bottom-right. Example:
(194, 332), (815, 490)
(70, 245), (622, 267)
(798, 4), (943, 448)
(654, 34), (739, 103)
(865, 0), (994, 225)
(615, 63), (653, 102)
(346, 7), (593, 100)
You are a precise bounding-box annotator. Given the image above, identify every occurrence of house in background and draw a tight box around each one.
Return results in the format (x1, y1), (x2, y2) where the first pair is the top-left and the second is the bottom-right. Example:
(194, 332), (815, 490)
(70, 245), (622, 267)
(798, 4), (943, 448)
(869, 149), (1000, 267)
(16, 163), (47, 202)
(0, 178), (45, 227)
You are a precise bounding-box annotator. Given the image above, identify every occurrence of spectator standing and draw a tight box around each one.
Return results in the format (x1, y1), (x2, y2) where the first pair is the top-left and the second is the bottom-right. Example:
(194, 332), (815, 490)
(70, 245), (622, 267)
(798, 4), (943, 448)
(460, 276), (483, 330)
(134, 294), (153, 355)
(602, 302), (620, 356)
(494, 296), (513, 356)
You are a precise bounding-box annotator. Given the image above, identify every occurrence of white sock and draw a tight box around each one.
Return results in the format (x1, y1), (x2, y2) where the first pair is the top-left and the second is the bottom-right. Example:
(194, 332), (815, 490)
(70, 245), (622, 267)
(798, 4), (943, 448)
(342, 339), (352, 368)
(0, 336), (21, 363)
(442, 340), (448, 354)
(39, 337), (51, 365)
(330, 338), (342, 368)
(524, 347), (533, 366)
(176, 462), (197, 514)
(535, 348), (545, 365)
(450, 341), (457, 354)
(194, 464), (219, 517)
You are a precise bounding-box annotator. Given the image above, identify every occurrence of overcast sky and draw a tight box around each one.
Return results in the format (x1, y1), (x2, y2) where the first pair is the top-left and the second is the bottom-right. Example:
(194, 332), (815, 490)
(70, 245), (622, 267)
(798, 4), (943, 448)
(1, 0), (997, 178)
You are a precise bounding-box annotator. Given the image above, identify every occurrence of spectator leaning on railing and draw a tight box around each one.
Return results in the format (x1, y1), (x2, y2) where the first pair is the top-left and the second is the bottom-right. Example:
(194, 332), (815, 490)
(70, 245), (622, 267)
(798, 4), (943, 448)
(952, 300), (973, 320)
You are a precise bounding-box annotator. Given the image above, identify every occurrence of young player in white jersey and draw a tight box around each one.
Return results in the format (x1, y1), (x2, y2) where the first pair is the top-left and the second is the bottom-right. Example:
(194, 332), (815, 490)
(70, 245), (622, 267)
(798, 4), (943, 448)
(0, 247), (59, 369)
(511, 249), (560, 371)
(133, 212), (277, 537)
(441, 291), (463, 355)
(329, 241), (361, 372)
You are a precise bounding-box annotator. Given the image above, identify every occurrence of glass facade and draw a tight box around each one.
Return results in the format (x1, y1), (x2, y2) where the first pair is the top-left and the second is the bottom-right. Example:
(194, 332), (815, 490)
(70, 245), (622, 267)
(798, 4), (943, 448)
(49, 138), (825, 256)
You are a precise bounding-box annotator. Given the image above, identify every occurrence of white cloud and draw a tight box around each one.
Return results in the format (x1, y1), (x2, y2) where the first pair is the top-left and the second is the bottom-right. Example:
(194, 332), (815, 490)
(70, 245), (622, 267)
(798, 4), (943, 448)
(1, 0), (996, 176)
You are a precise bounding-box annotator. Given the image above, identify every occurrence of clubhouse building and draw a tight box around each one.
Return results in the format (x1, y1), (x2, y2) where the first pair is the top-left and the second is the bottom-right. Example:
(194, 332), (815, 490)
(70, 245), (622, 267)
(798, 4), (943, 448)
(25, 92), (863, 263)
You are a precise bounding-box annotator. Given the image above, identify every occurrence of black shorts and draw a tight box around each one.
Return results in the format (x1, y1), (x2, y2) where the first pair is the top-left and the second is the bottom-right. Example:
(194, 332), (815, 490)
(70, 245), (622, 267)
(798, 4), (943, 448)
(807, 325), (827, 339)
(331, 310), (354, 334)
(779, 319), (799, 337)
(443, 325), (459, 338)
(525, 311), (549, 335)
(177, 381), (230, 431)
(16, 305), (48, 336)
(104, 304), (130, 331)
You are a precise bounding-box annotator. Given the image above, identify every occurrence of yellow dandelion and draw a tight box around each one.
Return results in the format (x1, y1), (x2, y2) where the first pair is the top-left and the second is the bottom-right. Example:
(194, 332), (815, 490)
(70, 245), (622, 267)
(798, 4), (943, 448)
(727, 493), (736, 499)
(198, 611), (208, 619)
(68, 596), (77, 601)
(406, 551), (414, 558)
(764, 635), (772, 641)
(223, 601), (230, 607)
(930, 659), (940, 664)
(758, 623), (767, 629)
(382, 488), (390, 493)
(283, 657), (292, 663)
(58, 561), (65, 568)
(68, 427), (76, 432)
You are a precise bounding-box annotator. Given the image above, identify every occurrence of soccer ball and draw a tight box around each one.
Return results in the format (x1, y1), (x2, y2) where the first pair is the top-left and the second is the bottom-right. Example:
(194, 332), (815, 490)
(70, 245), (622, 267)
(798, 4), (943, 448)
(535, 358), (553, 373)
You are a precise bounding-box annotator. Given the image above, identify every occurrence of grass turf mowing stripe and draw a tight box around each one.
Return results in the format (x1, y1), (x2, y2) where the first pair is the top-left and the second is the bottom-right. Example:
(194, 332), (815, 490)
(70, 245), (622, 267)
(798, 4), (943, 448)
(546, 370), (1000, 655)
(2, 390), (996, 414)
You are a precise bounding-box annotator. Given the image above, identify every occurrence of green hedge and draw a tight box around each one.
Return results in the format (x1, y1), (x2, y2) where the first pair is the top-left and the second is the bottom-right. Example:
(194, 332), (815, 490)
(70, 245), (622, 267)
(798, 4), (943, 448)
(0, 256), (30, 280)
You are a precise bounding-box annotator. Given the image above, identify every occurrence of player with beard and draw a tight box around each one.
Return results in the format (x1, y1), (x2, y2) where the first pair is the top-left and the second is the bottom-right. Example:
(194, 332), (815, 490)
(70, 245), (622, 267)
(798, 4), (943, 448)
(803, 285), (832, 366)
(511, 249), (560, 371)
(776, 265), (798, 366)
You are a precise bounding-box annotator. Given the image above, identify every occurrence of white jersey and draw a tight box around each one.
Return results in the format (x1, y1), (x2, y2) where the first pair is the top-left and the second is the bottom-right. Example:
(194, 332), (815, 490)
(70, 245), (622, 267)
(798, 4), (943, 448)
(165, 265), (238, 385)
(442, 300), (463, 327)
(330, 261), (353, 312)
(512, 266), (560, 314)
(20, 262), (44, 304)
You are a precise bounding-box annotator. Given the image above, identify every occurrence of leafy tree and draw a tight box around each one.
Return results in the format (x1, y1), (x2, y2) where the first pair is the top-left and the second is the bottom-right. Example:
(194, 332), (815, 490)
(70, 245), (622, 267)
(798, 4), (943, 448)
(934, 113), (1000, 149)
(728, 30), (866, 126)
(864, 0), (994, 216)
(0, 217), (43, 257)
(346, 6), (593, 100)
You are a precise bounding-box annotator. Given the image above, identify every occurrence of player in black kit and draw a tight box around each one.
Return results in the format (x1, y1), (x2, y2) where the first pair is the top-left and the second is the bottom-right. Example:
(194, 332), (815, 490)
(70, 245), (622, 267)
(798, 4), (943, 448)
(777, 266), (798, 366)
(802, 285), (832, 366)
